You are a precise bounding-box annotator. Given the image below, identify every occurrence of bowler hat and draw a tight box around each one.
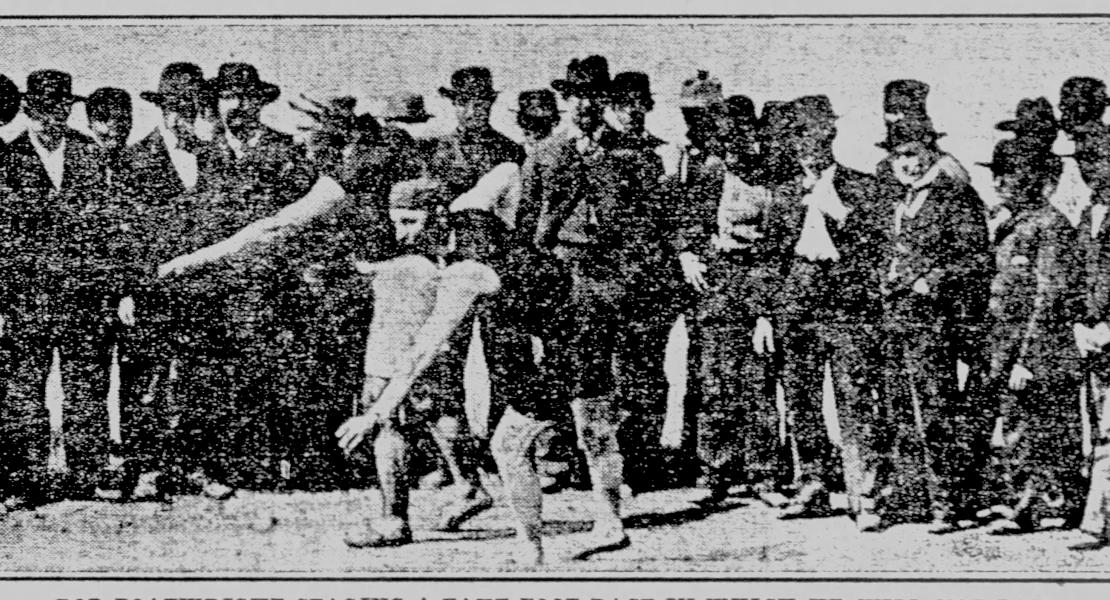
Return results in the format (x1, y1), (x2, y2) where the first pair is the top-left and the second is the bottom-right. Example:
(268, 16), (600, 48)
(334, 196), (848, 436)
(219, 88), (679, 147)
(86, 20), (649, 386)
(86, 87), (132, 123)
(381, 92), (433, 123)
(610, 71), (653, 106)
(996, 96), (1057, 137)
(791, 94), (839, 125)
(24, 69), (84, 110)
(883, 79), (930, 119)
(0, 75), (22, 127)
(877, 115), (941, 150)
(389, 177), (445, 211)
(551, 55), (611, 99)
(210, 62), (280, 103)
(439, 67), (498, 102)
(678, 70), (723, 108)
(140, 62), (206, 109)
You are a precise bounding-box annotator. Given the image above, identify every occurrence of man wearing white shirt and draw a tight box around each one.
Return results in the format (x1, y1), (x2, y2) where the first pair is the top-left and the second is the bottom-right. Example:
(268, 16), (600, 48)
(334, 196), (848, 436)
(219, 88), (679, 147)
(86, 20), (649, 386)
(759, 96), (890, 527)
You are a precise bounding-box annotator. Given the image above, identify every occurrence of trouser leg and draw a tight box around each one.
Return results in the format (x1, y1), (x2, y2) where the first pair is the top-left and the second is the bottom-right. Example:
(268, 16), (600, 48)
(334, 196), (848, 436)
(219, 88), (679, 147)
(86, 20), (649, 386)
(615, 317), (672, 493)
(57, 300), (114, 494)
(0, 318), (52, 502)
(828, 323), (885, 515)
(780, 322), (839, 489)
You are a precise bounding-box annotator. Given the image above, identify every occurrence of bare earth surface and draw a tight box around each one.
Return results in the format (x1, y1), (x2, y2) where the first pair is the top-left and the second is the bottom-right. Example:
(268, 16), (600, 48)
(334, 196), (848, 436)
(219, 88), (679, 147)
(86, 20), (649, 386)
(2, 485), (1109, 575)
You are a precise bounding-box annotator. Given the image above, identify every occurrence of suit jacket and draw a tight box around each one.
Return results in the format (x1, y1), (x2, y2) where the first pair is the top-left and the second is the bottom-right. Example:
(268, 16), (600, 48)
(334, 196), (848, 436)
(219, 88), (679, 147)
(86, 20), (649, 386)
(766, 163), (889, 324)
(128, 128), (215, 204)
(197, 124), (315, 206)
(426, 126), (524, 198)
(885, 170), (993, 326)
(5, 128), (103, 200)
(517, 127), (665, 287)
(989, 206), (1081, 378)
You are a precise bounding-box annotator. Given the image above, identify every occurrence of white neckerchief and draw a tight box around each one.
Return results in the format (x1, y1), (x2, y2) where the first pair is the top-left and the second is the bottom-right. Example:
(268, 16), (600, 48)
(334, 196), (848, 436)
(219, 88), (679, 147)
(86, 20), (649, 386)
(892, 159), (947, 235)
(712, 168), (768, 251)
(28, 129), (66, 190)
(158, 124), (199, 189)
(794, 164), (845, 262)
(225, 128), (263, 160)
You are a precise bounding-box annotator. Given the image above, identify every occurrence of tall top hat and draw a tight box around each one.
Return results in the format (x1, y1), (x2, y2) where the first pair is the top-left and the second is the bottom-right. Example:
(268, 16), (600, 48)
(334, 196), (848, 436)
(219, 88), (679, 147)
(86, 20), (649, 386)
(86, 87), (132, 123)
(24, 69), (84, 111)
(679, 70), (723, 109)
(877, 115), (941, 150)
(0, 75), (22, 127)
(551, 55), (611, 99)
(210, 62), (280, 103)
(439, 66), (498, 102)
(883, 79), (930, 119)
(610, 71), (653, 106)
(381, 92), (433, 123)
(996, 96), (1057, 137)
(140, 62), (206, 109)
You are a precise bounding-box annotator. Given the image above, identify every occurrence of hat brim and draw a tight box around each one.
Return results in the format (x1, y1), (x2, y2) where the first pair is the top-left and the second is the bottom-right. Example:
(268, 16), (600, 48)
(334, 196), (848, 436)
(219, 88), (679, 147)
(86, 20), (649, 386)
(24, 93), (84, 108)
(996, 119), (1020, 132)
(438, 87), (498, 101)
(551, 80), (608, 99)
(384, 112), (434, 124)
(215, 82), (281, 104)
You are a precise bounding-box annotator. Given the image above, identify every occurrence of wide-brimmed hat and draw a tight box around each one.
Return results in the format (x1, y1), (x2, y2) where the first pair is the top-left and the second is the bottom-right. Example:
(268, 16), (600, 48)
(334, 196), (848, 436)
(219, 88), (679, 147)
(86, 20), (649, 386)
(551, 55), (611, 99)
(678, 70), (723, 109)
(791, 94), (839, 126)
(24, 69), (84, 111)
(381, 92), (433, 123)
(996, 96), (1057, 137)
(389, 177), (446, 211)
(877, 115), (942, 150)
(975, 138), (1027, 174)
(883, 79), (930, 119)
(209, 62), (280, 103)
(86, 87), (132, 123)
(140, 62), (206, 109)
(0, 75), (22, 126)
(439, 66), (498, 102)
(610, 71), (653, 106)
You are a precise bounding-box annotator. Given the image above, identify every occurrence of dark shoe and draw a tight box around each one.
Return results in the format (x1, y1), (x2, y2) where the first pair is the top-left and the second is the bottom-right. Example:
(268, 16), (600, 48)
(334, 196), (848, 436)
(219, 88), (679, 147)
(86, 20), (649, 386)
(344, 518), (413, 548)
(569, 527), (631, 560)
(437, 489), (494, 531)
(778, 481), (831, 520)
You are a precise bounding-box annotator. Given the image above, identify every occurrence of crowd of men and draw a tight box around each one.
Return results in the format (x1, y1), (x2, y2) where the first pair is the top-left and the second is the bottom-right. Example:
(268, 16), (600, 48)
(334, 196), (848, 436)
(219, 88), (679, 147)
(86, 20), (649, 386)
(1, 53), (1110, 565)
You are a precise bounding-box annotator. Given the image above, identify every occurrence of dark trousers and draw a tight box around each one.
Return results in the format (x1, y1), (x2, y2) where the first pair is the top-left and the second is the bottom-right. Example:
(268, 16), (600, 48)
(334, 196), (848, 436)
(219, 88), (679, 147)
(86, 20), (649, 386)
(883, 299), (993, 520)
(692, 254), (786, 488)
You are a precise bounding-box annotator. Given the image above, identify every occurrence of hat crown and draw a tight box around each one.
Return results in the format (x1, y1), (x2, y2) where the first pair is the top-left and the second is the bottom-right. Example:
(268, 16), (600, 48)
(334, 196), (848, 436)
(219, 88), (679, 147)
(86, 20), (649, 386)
(760, 101), (796, 130)
(679, 69), (723, 107)
(86, 87), (131, 120)
(612, 71), (652, 97)
(724, 94), (756, 121)
(883, 115), (940, 149)
(883, 79), (930, 115)
(517, 89), (558, 116)
(792, 94), (837, 122)
(26, 69), (74, 101)
(560, 55), (611, 93)
(216, 62), (262, 87)
(447, 66), (496, 97)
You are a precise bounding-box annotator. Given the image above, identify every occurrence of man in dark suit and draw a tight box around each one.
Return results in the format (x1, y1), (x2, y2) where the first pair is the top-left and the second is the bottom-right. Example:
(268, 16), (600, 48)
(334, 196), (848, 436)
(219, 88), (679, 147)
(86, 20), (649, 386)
(757, 96), (889, 527)
(516, 54), (663, 558)
(129, 62), (210, 203)
(668, 94), (789, 504)
(880, 116), (994, 531)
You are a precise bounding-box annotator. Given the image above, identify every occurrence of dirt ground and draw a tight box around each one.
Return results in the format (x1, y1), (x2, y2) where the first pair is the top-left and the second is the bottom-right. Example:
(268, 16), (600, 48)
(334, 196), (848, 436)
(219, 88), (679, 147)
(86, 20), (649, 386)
(2, 483), (1109, 575)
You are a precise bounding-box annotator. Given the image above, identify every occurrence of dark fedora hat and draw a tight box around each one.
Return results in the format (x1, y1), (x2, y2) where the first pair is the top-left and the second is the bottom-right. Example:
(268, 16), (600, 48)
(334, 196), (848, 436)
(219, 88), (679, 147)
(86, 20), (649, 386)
(610, 71), (653, 105)
(758, 100), (796, 134)
(877, 115), (942, 150)
(996, 96), (1057, 135)
(551, 55), (611, 99)
(140, 62), (205, 108)
(439, 66), (498, 102)
(883, 79), (930, 118)
(210, 62), (280, 103)
(381, 92), (433, 123)
(791, 94), (839, 125)
(0, 75), (22, 127)
(85, 87), (132, 123)
(1061, 76), (1109, 106)
(24, 69), (84, 110)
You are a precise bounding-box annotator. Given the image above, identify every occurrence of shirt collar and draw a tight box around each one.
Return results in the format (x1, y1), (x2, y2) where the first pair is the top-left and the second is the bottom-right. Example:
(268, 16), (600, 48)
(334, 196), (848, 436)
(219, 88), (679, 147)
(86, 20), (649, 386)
(28, 128), (66, 157)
